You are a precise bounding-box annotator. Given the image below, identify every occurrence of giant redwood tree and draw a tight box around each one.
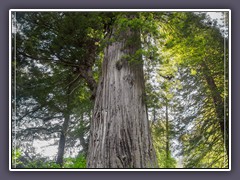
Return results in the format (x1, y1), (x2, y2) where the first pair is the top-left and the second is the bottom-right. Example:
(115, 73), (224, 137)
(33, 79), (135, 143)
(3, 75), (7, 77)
(87, 19), (158, 168)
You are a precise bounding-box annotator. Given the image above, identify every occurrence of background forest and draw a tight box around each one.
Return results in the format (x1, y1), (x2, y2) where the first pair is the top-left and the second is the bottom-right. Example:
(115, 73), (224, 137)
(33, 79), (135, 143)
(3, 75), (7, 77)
(11, 11), (229, 169)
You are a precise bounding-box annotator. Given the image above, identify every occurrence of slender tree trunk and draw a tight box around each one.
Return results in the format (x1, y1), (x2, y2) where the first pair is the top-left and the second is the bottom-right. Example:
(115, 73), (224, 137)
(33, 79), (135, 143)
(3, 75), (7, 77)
(56, 113), (70, 167)
(87, 28), (158, 168)
(165, 103), (170, 168)
(201, 61), (229, 157)
(79, 132), (88, 155)
(56, 95), (70, 167)
(78, 113), (89, 155)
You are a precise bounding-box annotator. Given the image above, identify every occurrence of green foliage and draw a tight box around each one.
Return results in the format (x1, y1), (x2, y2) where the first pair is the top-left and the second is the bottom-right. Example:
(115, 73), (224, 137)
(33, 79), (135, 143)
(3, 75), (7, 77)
(151, 122), (177, 168)
(63, 154), (87, 168)
(145, 12), (228, 168)
(172, 68), (228, 168)
(25, 161), (61, 169)
(14, 12), (97, 166)
(11, 148), (61, 169)
(12, 152), (86, 169)
(11, 148), (22, 167)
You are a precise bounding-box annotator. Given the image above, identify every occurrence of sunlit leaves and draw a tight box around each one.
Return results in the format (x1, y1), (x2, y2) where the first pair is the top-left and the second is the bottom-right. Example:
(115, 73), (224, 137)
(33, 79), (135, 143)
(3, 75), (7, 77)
(190, 69), (197, 75)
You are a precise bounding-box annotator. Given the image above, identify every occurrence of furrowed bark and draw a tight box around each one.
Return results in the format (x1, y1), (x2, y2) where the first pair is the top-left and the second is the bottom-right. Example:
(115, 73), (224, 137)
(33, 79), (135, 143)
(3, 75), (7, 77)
(87, 28), (158, 168)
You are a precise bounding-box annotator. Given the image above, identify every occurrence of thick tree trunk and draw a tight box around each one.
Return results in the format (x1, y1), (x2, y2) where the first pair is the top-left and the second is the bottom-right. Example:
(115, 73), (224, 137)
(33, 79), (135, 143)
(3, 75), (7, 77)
(201, 61), (229, 157)
(87, 29), (158, 168)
